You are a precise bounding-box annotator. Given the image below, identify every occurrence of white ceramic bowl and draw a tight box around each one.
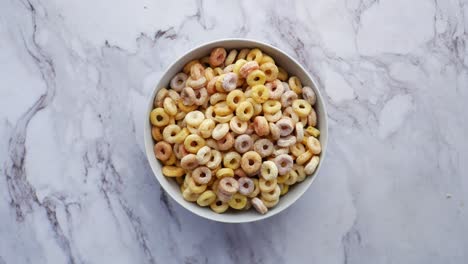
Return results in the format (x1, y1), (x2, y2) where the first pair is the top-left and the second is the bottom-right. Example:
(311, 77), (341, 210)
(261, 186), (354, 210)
(144, 39), (328, 223)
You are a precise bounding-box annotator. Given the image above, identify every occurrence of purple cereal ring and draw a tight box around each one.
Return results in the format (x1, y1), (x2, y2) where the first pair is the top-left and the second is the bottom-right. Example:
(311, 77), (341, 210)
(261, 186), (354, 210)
(277, 135), (297, 148)
(276, 118), (294, 137)
(170, 72), (188, 92)
(235, 134), (253, 154)
(302, 86), (316, 106)
(253, 139), (274, 158)
(192, 166), (212, 185)
(281, 90), (298, 107)
(238, 177), (254, 196)
(222, 73), (238, 92)
(274, 154), (294, 176)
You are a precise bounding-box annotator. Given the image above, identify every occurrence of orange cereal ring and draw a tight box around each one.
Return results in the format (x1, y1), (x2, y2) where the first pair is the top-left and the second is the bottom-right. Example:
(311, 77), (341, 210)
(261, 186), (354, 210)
(154, 141), (172, 161)
(241, 151), (262, 175)
(209, 47), (227, 67)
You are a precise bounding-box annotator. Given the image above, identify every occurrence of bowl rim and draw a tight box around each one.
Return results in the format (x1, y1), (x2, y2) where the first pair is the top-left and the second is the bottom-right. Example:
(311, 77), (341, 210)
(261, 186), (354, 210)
(144, 38), (328, 223)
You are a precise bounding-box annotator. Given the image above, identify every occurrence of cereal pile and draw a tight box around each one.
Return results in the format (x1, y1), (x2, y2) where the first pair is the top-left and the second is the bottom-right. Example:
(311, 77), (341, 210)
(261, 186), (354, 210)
(150, 47), (321, 214)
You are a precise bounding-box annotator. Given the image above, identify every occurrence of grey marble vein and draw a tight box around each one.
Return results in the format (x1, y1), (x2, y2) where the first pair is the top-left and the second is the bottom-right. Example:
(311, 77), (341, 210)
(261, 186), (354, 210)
(1, 0), (467, 263)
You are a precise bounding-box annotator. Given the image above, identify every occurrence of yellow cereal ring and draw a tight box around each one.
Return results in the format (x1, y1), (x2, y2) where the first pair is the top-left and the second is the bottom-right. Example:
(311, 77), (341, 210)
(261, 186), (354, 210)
(225, 49), (238, 66)
(213, 102), (232, 116)
(260, 54), (275, 65)
(184, 134), (206, 153)
(262, 100), (281, 114)
(150, 108), (170, 127)
(163, 153), (177, 166)
(246, 69), (266, 86)
(151, 126), (163, 141)
(259, 62), (278, 82)
(277, 67), (288, 81)
(288, 76), (303, 94)
(183, 59), (200, 75)
(306, 136), (322, 155)
(236, 101), (254, 121)
(292, 99), (312, 117)
(182, 188), (200, 202)
(197, 190), (217, 206)
(296, 150), (312, 165)
(185, 110), (205, 127)
(261, 197), (279, 208)
(279, 184), (289, 195)
(247, 98), (262, 116)
(223, 151), (241, 170)
(251, 85), (270, 104)
(260, 184), (280, 201)
(247, 178), (260, 198)
(246, 48), (263, 64)
(162, 124), (181, 143)
(204, 67), (215, 81)
(213, 67), (224, 76)
(237, 48), (250, 60)
(233, 59), (247, 75)
(188, 177), (207, 194)
(290, 143), (306, 157)
(213, 114), (233, 123)
(177, 100), (198, 112)
(276, 172), (290, 184)
(172, 128), (189, 144)
(210, 93), (227, 105)
(210, 199), (229, 213)
(306, 126), (320, 138)
(228, 193), (247, 210)
(163, 97), (178, 116)
(216, 168), (234, 178)
(215, 74), (225, 92)
(259, 177), (277, 192)
(162, 166), (185, 177)
(199, 119), (216, 138)
(226, 90), (245, 110)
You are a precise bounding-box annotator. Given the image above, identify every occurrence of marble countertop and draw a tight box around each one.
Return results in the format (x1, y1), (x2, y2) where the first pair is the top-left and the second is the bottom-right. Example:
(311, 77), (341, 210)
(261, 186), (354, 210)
(1, 0), (467, 263)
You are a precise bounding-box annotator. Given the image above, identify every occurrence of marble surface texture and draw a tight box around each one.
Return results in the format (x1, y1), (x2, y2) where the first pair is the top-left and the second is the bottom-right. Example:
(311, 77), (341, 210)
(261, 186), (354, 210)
(1, 0), (467, 263)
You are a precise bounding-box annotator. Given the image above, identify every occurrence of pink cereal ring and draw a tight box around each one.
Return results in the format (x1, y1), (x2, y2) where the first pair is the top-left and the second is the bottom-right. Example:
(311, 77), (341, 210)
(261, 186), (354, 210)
(192, 166), (212, 185)
(222, 73), (238, 92)
(180, 154), (199, 170)
(251, 197), (268, 214)
(253, 139), (274, 158)
(295, 123), (304, 142)
(265, 80), (284, 100)
(238, 177), (254, 195)
(235, 134), (253, 154)
(234, 168), (247, 178)
(193, 88), (208, 106)
(170, 73), (188, 92)
(302, 86), (317, 106)
(239, 61), (259, 78)
(210, 48), (227, 67)
(253, 116), (270, 137)
(274, 154), (294, 176)
(154, 141), (172, 161)
(217, 132), (234, 151)
(219, 177), (239, 195)
(181, 87), (196, 106)
(281, 90), (298, 107)
(206, 76), (218, 95)
(269, 122), (281, 140)
(277, 135), (297, 148)
(276, 118), (294, 137)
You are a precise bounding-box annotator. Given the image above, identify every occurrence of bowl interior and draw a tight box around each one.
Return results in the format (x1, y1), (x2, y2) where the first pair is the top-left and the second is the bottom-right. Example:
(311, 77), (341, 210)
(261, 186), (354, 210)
(144, 39), (328, 223)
